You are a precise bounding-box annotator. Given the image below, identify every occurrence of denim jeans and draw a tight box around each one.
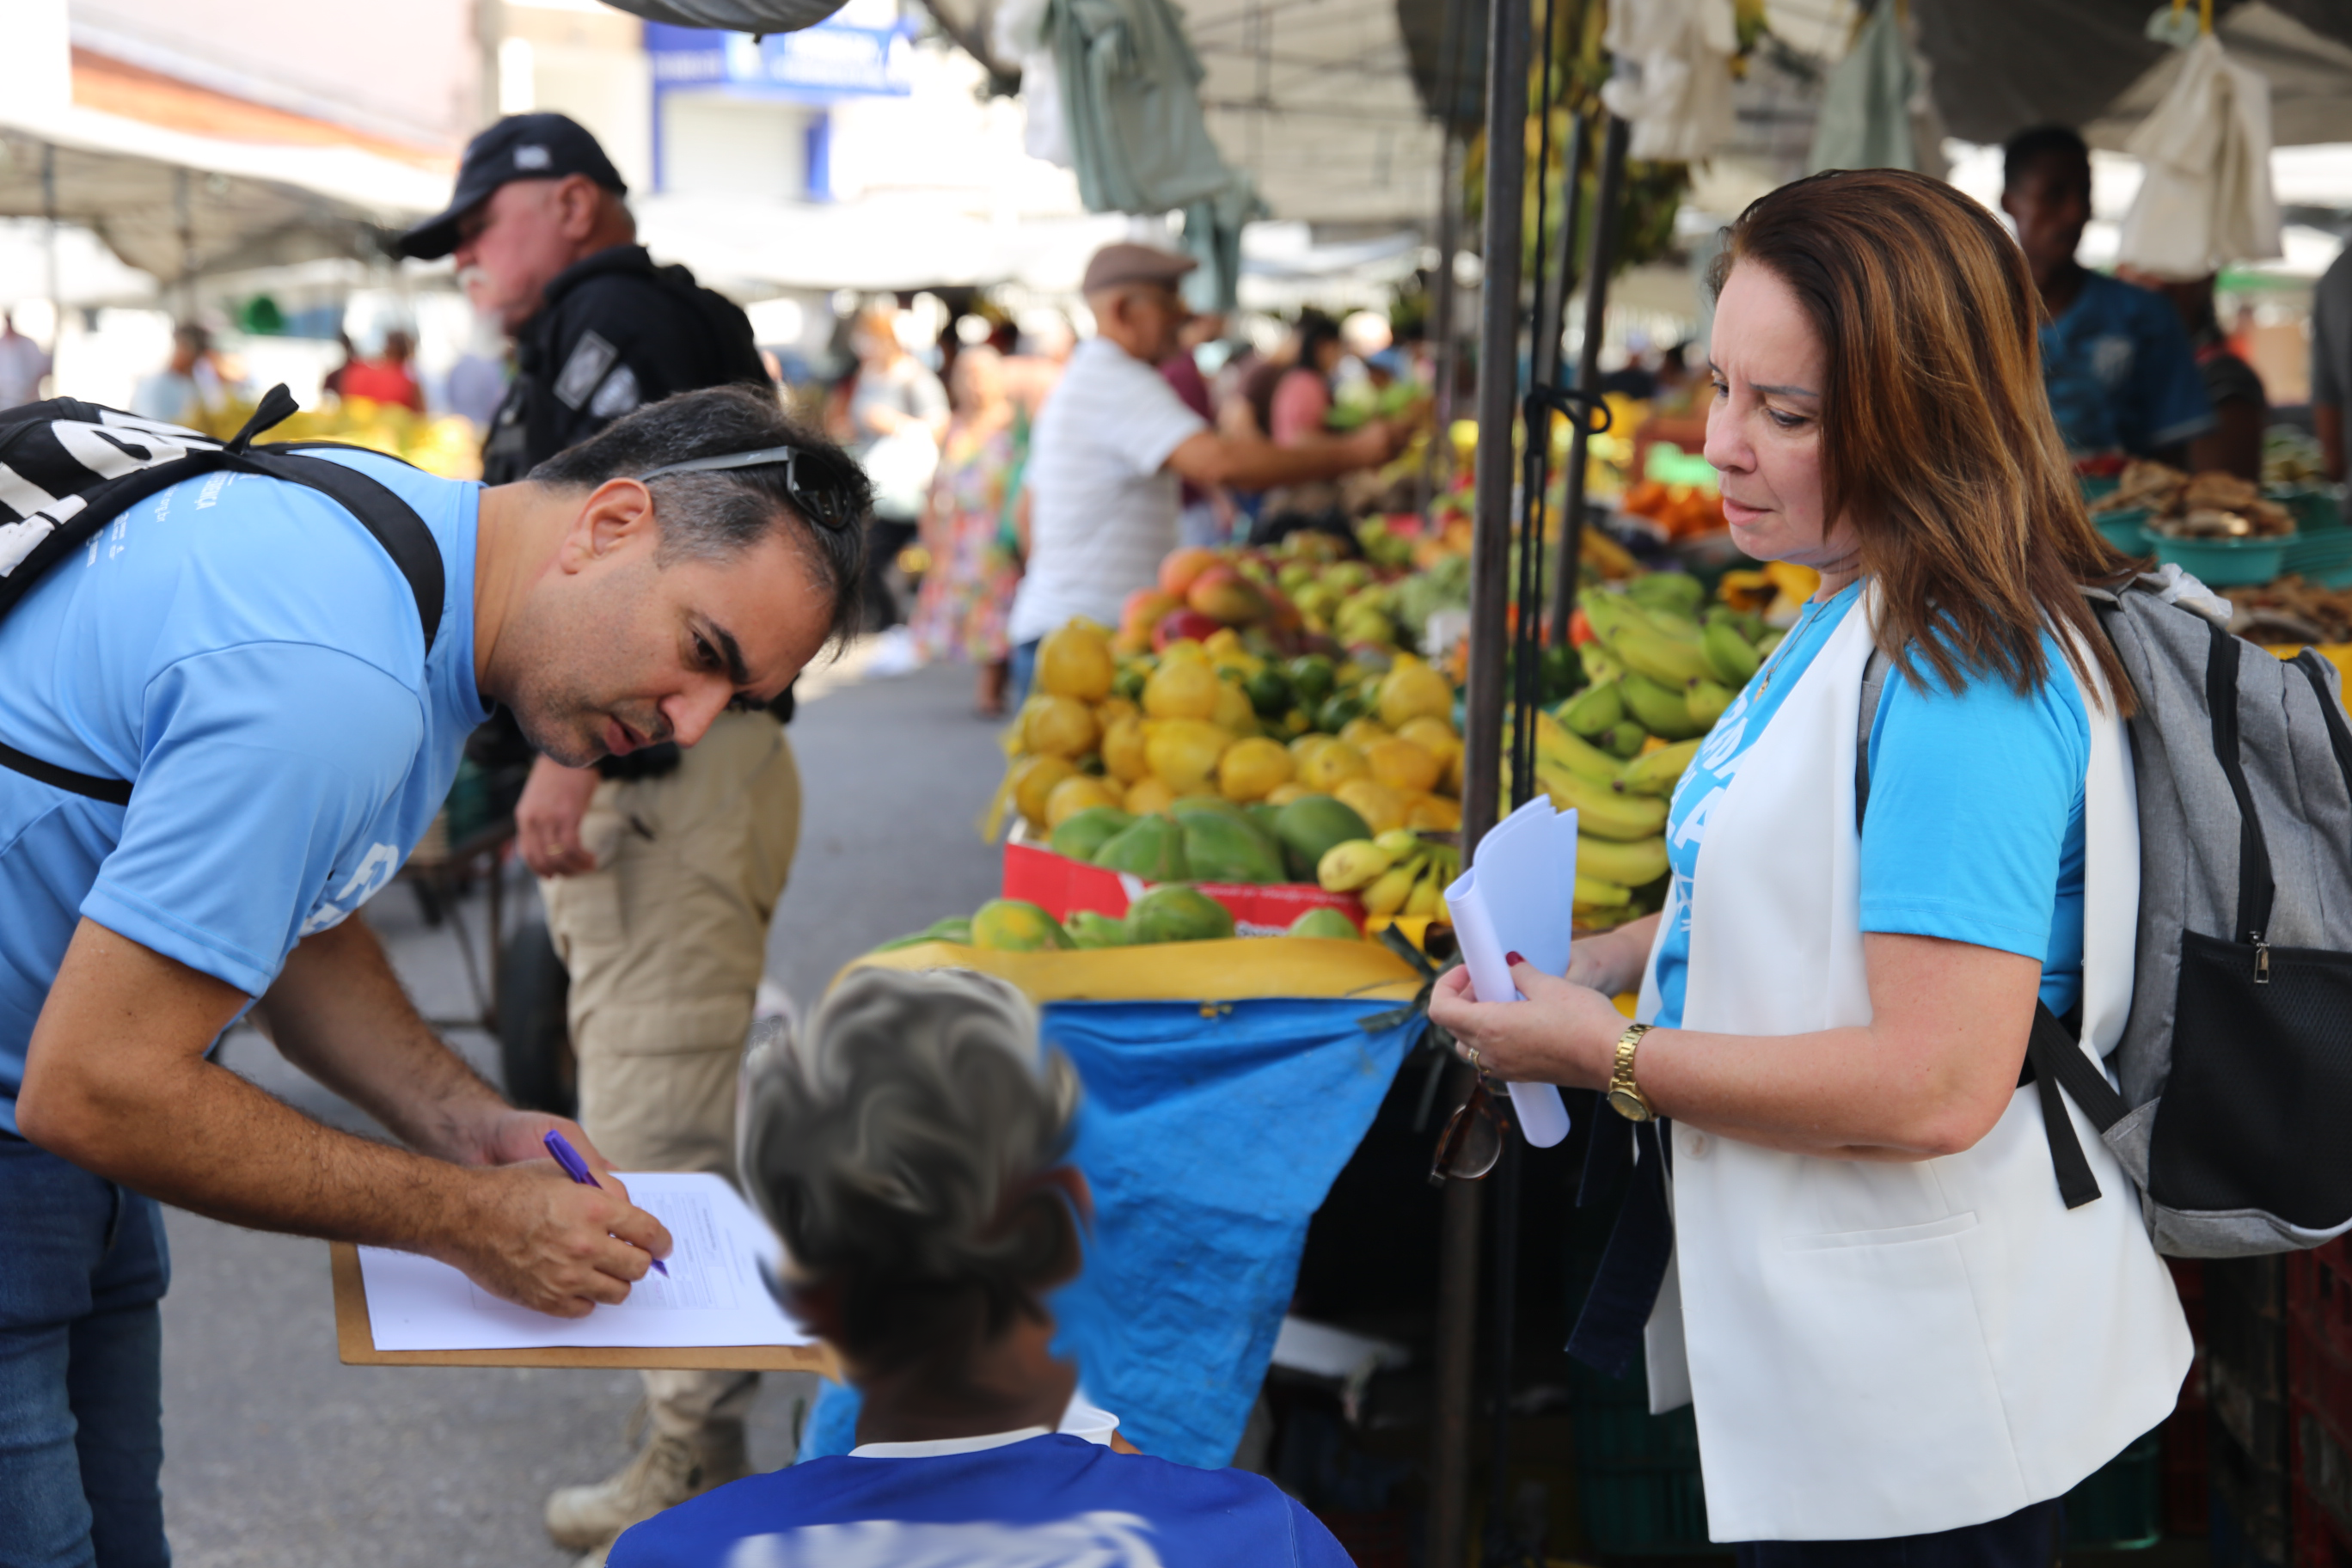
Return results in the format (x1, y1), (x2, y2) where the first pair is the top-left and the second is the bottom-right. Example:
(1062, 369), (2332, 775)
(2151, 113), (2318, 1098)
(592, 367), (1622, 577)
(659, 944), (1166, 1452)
(1008, 638), (1041, 711)
(0, 1131), (171, 1568)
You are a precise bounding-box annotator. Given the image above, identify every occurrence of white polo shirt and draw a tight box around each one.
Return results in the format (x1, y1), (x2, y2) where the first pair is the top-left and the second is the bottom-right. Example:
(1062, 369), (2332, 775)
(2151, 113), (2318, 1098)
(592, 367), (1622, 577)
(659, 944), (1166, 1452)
(1008, 336), (1207, 646)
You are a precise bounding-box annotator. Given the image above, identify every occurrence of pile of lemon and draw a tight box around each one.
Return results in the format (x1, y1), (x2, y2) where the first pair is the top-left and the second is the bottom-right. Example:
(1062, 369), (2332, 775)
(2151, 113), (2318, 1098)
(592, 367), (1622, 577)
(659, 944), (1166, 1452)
(995, 620), (1467, 845)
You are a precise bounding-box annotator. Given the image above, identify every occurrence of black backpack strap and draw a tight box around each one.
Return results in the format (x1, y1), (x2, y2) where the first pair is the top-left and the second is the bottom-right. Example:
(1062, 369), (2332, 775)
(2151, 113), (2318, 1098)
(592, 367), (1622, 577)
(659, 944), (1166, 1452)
(0, 390), (444, 805)
(1856, 640), (2122, 1210)
(0, 738), (132, 806)
(236, 450), (444, 652)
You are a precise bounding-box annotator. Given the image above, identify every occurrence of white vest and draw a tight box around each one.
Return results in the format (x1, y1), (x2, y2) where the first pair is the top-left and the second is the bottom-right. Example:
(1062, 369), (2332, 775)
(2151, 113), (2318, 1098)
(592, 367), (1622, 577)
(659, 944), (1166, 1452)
(1634, 590), (2191, 1542)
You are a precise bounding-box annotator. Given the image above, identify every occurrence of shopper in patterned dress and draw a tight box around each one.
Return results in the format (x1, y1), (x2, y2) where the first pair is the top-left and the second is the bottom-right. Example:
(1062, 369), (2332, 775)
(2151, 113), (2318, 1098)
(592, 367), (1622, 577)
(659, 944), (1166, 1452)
(913, 345), (1025, 715)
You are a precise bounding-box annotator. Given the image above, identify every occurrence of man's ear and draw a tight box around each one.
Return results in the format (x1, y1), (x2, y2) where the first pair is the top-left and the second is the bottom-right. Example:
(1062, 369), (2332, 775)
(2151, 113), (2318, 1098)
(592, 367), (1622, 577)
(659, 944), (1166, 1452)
(555, 174), (603, 241)
(558, 479), (658, 571)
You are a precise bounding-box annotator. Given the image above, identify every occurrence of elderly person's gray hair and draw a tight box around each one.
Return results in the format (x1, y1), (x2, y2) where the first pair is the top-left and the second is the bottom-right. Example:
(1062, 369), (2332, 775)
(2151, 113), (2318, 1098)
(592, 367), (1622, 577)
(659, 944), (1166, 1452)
(737, 967), (1081, 1358)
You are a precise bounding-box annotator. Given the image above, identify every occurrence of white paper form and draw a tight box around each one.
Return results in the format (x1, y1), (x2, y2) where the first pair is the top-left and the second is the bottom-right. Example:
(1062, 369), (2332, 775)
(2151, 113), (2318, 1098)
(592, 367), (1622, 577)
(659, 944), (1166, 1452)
(1444, 797), (1578, 1148)
(358, 1172), (814, 1352)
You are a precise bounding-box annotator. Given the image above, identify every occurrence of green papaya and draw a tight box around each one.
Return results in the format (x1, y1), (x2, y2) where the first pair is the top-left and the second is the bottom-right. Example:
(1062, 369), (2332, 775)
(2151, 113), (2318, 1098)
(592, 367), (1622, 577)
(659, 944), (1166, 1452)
(872, 915), (973, 952)
(969, 899), (1072, 952)
(1272, 794), (1374, 883)
(1094, 814), (1190, 881)
(1125, 885), (1237, 944)
(1287, 907), (1362, 940)
(1179, 810), (1286, 884)
(1066, 910), (1131, 948)
(1050, 806), (1136, 864)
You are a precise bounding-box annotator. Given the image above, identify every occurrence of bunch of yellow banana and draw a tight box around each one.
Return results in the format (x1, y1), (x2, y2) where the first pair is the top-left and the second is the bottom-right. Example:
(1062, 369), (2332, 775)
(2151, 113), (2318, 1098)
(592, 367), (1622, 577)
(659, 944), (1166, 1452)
(1318, 829), (1464, 918)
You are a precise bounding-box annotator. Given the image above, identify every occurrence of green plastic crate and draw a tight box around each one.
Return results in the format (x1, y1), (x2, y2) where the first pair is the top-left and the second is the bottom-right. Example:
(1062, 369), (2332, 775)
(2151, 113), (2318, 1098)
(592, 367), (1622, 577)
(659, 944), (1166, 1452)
(2066, 1430), (2165, 1550)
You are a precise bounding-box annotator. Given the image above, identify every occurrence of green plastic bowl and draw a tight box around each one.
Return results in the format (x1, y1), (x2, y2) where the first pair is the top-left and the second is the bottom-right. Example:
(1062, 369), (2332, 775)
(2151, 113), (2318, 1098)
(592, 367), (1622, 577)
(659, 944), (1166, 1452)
(2153, 532), (2292, 587)
(2079, 475), (2122, 504)
(2264, 484), (2345, 534)
(2092, 507), (2152, 556)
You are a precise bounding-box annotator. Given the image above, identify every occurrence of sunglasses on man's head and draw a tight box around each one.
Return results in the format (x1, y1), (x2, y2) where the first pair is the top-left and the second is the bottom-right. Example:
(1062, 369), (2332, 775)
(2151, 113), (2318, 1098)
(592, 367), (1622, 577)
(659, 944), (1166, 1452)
(639, 444), (865, 531)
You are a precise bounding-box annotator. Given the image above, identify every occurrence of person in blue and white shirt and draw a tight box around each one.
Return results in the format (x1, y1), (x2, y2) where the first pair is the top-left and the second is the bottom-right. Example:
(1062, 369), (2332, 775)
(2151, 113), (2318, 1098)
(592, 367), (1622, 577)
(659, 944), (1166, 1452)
(1432, 170), (2189, 1566)
(0, 385), (867, 1567)
(609, 966), (1351, 1568)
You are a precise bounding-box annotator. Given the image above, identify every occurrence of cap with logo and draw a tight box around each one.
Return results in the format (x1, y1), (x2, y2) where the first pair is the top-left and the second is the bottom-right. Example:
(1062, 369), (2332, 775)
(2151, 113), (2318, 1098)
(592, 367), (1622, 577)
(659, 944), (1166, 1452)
(395, 113), (628, 261)
(1080, 243), (1197, 296)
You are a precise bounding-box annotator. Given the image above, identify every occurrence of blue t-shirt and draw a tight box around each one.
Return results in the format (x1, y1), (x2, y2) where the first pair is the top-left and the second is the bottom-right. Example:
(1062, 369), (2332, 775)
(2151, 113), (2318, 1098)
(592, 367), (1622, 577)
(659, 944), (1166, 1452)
(0, 450), (486, 1133)
(2040, 270), (2214, 457)
(609, 1432), (1353, 1567)
(1651, 583), (2089, 1032)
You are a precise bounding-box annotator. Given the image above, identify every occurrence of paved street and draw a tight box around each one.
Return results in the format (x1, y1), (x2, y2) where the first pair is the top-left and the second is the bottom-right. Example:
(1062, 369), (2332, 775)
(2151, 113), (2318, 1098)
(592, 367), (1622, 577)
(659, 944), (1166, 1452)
(157, 657), (1009, 1566)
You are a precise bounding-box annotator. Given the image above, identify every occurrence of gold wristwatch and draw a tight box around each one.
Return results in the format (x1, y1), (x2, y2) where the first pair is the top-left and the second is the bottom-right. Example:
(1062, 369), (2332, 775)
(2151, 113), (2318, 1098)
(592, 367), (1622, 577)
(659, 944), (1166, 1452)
(1605, 1022), (1656, 1123)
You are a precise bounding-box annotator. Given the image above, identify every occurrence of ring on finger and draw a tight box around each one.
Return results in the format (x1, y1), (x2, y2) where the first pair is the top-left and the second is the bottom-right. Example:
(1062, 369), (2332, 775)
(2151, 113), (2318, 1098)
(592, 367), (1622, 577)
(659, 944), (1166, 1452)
(1465, 1044), (1482, 1073)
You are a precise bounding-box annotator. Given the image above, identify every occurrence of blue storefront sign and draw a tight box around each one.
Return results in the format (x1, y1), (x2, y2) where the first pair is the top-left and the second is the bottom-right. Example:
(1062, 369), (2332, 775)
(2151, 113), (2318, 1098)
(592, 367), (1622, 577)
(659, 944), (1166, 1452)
(644, 15), (914, 101)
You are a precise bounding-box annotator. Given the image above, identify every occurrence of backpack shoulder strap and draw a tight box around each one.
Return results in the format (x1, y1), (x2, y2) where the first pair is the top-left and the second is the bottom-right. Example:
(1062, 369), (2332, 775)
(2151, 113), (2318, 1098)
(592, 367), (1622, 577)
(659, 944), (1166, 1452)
(0, 391), (446, 806)
(1851, 631), (2128, 1210)
(242, 445), (444, 652)
(1854, 644), (1893, 834)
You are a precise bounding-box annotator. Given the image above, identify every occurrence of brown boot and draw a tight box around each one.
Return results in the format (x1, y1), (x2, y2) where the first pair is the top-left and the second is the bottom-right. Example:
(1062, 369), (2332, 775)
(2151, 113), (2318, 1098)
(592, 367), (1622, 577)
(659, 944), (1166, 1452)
(543, 1419), (750, 1551)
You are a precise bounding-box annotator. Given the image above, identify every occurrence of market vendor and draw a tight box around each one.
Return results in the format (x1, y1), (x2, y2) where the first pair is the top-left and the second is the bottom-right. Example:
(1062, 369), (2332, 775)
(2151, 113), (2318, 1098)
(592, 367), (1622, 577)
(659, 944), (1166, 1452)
(609, 966), (1353, 1567)
(1431, 169), (2188, 1562)
(0, 385), (866, 1568)
(1006, 243), (1414, 700)
(2000, 124), (2214, 462)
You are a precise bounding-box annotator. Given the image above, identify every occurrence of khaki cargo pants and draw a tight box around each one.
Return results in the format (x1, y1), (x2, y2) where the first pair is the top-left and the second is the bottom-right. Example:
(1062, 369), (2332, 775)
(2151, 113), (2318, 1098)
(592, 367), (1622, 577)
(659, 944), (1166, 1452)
(538, 710), (800, 1440)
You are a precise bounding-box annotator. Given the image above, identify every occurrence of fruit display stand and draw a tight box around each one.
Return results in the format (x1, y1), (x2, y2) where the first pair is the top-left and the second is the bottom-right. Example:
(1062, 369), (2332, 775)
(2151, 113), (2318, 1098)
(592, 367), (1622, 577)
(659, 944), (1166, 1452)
(800, 936), (1435, 1469)
(1002, 824), (1363, 936)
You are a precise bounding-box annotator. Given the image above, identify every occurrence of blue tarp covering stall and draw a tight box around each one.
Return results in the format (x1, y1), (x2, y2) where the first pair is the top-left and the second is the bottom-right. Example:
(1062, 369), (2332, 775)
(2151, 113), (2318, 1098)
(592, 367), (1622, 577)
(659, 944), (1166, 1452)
(797, 968), (1423, 1468)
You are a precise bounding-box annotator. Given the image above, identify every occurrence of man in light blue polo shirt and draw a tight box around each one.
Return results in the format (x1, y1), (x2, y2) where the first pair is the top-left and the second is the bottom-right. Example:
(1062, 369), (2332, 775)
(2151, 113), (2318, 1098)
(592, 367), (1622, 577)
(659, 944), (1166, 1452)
(0, 384), (866, 1568)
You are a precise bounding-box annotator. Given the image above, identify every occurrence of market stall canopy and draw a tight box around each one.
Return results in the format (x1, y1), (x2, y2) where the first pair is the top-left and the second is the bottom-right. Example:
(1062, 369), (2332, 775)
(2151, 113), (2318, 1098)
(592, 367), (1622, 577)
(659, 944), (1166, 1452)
(0, 45), (449, 282)
(1179, 0), (1449, 226)
(633, 189), (1132, 294)
(596, 0), (848, 28)
(1915, 0), (2352, 149)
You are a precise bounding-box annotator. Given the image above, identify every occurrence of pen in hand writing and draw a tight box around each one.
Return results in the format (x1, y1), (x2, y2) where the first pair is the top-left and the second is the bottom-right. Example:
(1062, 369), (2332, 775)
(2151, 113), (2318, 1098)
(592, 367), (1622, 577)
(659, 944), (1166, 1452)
(543, 1129), (669, 1277)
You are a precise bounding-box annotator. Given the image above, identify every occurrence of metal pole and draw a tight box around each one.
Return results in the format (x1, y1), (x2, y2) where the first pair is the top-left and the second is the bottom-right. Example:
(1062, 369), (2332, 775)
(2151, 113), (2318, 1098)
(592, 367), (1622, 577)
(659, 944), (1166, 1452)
(1422, 0), (1473, 508)
(1424, 126), (1465, 505)
(1547, 113), (1629, 647)
(1530, 114), (1585, 393)
(41, 143), (59, 378)
(1430, 0), (1528, 1561)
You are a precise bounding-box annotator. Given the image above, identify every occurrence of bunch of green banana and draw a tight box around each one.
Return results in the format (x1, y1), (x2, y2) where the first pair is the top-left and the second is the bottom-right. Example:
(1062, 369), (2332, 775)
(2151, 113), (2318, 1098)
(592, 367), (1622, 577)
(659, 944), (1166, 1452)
(1620, 737), (1702, 797)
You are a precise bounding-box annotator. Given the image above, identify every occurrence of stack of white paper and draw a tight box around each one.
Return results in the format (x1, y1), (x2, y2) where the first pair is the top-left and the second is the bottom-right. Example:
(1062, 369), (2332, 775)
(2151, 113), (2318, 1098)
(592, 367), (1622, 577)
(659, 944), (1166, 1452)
(1443, 798), (1579, 1148)
(358, 1172), (813, 1351)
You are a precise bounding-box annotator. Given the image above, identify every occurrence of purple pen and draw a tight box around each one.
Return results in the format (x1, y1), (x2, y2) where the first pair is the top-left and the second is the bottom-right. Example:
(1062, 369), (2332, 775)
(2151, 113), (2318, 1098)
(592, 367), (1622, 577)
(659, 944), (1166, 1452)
(543, 1129), (669, 1277)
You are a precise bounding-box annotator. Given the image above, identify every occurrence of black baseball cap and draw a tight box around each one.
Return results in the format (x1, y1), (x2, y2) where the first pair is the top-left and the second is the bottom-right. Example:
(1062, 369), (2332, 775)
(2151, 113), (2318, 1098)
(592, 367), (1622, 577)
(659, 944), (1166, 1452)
(395, 113), (628, 261)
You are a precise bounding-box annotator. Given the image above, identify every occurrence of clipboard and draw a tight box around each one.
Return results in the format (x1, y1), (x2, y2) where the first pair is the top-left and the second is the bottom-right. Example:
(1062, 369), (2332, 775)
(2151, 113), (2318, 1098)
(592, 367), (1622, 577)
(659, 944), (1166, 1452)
(329, 1242), (838, 1374)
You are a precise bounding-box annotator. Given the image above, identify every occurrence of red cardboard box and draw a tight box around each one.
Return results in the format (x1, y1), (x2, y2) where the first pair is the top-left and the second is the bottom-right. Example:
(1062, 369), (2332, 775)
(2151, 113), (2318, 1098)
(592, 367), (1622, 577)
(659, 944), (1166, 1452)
(1002, 830), (1363, 937)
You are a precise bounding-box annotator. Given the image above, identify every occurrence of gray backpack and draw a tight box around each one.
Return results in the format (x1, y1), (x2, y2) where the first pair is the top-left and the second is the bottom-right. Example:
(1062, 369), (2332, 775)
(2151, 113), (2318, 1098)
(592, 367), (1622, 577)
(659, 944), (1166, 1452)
(1859, 573), (2352, 1258)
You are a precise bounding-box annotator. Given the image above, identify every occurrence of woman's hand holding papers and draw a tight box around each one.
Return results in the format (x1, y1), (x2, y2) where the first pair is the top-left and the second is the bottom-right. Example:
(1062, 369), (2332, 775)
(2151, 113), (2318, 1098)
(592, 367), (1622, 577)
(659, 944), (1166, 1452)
(440, 1162), (675, 1318)
(1429, 954), (1631, 1092)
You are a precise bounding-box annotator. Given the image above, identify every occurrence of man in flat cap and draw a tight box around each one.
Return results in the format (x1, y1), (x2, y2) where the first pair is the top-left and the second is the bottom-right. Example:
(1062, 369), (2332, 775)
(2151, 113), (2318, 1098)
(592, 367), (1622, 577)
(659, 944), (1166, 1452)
(1007, 243), (1412, 694)
(396, 113), (803, 1561)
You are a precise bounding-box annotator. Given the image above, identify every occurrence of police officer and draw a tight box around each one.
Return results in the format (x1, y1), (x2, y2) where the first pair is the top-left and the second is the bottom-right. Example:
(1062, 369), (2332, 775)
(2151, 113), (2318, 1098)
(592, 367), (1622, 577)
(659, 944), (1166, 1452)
(397, 114), (805, 1560)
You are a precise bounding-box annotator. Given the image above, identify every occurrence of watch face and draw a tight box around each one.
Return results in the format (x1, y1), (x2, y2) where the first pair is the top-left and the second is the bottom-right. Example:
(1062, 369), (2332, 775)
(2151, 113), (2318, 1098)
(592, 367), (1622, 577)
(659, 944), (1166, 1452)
(1606, 1087), (1655, 1123)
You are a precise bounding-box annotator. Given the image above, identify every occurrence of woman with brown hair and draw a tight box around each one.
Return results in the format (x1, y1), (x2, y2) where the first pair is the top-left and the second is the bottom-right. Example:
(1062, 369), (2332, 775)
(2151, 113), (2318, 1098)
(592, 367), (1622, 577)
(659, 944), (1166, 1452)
(1431, 168), (2190, 1562)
